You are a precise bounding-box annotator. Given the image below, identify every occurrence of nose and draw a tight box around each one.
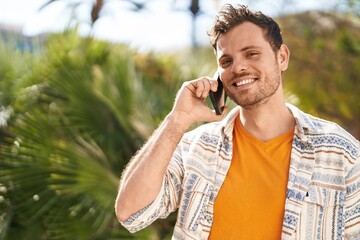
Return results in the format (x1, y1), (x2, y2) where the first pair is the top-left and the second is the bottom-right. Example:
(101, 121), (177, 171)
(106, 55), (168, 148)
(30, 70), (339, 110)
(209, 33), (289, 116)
(231, 59), (248, 74)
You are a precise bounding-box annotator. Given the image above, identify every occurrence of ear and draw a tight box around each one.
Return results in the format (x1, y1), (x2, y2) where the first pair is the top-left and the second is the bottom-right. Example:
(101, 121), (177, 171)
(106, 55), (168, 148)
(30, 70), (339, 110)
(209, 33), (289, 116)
(277, 44), (290, 72)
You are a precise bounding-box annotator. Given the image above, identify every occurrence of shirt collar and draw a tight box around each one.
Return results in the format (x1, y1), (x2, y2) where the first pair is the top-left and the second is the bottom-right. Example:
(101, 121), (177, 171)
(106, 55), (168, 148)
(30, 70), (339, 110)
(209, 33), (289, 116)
(286, 103), (322, 135)
(219, 106), (240, 138)
(219, 103), (321, 138)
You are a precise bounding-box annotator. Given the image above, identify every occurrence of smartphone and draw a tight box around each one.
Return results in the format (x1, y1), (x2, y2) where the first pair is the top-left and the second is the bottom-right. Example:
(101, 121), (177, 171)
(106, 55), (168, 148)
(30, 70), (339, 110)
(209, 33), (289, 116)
(209, 73), (226, 115)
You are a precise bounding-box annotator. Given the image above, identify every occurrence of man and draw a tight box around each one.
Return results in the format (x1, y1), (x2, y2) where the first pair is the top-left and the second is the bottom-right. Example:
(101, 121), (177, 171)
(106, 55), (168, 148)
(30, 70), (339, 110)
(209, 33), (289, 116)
(115, 4), (360, 239)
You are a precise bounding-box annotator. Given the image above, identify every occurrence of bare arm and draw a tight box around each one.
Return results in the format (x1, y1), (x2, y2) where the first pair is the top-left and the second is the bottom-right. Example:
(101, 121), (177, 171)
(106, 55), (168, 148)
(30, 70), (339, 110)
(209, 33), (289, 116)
(115, 77), (227, 222)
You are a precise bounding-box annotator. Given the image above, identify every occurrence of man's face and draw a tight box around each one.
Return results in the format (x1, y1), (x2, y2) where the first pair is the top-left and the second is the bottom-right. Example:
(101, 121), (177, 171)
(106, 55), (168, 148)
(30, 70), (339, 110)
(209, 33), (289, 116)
(216, 22), (289, 109)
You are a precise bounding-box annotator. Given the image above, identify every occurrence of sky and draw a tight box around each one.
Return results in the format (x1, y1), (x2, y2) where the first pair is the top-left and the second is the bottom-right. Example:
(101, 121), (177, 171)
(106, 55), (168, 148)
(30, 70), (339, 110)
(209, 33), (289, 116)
(0, 0), (339, 52)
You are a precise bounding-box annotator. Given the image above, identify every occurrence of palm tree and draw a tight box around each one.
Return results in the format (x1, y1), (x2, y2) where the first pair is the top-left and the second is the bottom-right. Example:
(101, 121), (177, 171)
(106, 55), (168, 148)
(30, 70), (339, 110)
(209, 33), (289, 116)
(0, 30), (182, 239)
(39, 0), (148, 27)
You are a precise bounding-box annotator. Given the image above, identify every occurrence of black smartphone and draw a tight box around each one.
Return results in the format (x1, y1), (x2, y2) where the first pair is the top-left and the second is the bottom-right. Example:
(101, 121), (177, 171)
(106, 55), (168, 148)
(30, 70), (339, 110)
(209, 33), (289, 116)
(209, 73), (226, 115)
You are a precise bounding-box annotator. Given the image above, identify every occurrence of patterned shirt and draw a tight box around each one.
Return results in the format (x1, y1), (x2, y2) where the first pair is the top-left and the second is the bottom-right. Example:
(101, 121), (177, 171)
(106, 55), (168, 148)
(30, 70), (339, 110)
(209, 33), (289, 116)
(120, 104), (360, 240)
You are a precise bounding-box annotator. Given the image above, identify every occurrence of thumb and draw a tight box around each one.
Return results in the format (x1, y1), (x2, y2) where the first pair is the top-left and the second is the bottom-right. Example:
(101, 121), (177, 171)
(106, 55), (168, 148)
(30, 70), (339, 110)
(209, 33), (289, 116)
(208, 106), (229, 122)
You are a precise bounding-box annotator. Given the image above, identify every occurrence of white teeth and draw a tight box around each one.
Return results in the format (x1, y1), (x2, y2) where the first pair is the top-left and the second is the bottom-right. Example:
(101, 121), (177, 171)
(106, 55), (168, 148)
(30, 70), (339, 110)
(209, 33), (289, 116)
(235, 79), (255, 86)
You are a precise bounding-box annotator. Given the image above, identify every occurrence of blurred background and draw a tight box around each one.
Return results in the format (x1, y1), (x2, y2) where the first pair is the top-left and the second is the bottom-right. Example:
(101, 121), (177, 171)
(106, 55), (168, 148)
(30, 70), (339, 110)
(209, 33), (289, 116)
(0, 0), (359, 239)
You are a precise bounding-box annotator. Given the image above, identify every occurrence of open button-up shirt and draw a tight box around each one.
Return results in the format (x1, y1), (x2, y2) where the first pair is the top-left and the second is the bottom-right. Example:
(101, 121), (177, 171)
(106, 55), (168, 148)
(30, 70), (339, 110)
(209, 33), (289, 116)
(120, 104), (360, 240)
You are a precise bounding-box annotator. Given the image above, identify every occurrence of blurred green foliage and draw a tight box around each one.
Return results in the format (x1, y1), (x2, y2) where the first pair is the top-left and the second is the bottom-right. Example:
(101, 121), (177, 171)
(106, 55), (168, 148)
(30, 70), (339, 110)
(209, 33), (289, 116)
(280, 11), (360, 138)
(0, 9), (359, 240)
(0, 30), (192, 239)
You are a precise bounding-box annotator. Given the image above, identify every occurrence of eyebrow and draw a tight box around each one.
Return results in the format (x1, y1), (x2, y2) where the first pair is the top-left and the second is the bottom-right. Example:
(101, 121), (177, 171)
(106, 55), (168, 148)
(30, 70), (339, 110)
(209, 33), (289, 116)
(240, 45), (263, 52)
(217, 45), (262, 60)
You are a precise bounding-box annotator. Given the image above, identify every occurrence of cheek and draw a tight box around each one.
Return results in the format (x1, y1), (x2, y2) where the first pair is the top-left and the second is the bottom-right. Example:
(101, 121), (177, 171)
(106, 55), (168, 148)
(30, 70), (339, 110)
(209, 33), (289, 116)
(219, 73), (231, 87)
(218, 70), (226, 80)
(221, 75), (233, 90)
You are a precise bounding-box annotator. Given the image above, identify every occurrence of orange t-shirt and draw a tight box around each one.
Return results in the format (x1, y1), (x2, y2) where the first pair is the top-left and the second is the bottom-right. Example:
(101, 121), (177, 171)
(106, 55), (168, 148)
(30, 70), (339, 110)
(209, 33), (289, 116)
(209, 116), (294, 239)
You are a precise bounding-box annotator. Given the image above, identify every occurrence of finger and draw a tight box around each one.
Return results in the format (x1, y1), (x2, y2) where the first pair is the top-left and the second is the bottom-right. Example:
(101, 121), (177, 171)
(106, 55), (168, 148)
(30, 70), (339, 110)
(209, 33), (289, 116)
(208, 78), (219, 92)
(195, 78), (211, 99)
(202, 78), (211, 99)
(194, 79), (203, 98)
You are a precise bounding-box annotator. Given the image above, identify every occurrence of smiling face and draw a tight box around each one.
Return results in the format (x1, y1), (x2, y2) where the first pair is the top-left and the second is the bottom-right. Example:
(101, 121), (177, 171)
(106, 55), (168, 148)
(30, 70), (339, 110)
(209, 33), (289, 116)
(216, 22), (289, 109)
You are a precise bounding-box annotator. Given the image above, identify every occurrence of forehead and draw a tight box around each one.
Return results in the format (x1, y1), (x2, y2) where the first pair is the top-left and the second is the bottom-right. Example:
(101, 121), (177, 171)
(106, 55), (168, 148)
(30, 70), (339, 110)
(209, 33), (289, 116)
(216, 22), (269, 57)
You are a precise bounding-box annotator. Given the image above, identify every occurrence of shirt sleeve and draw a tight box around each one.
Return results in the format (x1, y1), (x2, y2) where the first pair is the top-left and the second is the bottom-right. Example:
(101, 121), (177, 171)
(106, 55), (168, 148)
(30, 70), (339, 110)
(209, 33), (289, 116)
(119, 144), (185, 233)
(344, 140), (360, 238)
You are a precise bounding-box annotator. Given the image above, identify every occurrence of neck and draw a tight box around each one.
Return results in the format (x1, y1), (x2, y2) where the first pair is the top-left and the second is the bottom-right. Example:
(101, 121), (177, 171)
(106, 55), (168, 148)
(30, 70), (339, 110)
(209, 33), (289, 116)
(239, 101), (295, 142)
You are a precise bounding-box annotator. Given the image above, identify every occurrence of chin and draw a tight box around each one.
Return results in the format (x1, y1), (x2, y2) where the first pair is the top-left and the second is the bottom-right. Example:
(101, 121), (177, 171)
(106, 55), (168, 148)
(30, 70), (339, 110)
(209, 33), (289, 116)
(237, 98), (270, 110)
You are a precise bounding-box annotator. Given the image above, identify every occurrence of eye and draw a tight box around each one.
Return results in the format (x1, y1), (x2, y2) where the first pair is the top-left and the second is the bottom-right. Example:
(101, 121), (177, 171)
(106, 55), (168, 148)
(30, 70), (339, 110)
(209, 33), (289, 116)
(246, 51), (259, 58)
(220, 58), (232, 67)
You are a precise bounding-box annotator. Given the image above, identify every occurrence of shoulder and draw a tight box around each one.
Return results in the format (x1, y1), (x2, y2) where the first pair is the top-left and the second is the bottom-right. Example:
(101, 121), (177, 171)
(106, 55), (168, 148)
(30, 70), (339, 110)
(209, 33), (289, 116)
(288, 104), (358, 146)
(289, 104), (359, 163)
(306, 113), (358, 151)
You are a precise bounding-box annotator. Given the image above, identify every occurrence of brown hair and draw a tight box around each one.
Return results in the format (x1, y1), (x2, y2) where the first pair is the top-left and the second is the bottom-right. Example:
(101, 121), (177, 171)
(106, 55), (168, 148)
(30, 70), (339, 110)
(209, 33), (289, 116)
(208, 4), (283, 53)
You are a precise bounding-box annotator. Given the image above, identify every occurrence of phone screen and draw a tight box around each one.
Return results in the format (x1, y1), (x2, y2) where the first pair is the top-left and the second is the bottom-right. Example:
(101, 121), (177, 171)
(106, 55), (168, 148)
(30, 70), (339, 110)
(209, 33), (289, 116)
(209, 74), (226, 115)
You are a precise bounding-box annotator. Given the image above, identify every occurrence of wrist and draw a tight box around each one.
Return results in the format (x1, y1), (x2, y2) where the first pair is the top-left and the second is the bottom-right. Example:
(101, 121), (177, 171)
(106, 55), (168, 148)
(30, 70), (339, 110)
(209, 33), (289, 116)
(167, 110), (193, 133)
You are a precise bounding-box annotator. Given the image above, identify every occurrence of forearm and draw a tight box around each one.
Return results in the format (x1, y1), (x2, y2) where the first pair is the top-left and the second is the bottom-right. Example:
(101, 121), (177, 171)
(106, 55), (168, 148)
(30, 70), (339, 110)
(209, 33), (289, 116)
(115, 112), (189, 222)
(115, 77), (227, 223)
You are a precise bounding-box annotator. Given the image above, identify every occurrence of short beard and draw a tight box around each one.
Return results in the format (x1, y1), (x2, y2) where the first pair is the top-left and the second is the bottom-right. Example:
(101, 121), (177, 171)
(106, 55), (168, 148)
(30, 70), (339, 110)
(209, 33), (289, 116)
(227, 71), (281, 110)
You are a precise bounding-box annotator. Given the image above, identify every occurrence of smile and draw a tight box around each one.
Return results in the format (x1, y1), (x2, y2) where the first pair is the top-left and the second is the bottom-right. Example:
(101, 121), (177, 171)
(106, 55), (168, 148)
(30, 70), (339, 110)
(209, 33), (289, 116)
(234, 78), (256, 87)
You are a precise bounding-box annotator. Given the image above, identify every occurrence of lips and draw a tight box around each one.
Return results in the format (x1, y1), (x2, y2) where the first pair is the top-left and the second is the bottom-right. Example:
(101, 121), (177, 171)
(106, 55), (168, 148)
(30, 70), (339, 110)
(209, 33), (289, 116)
(234, 78), (256, 87)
